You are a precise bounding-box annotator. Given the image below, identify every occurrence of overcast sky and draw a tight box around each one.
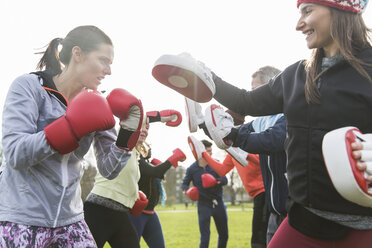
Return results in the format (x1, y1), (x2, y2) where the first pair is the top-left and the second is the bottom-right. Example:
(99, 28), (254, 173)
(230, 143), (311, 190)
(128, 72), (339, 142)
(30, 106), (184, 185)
(1, 0), (372, 166)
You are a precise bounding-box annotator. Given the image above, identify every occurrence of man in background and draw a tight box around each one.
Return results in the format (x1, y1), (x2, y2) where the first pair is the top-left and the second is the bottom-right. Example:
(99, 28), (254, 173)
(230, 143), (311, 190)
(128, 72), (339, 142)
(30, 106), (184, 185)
(182, 139), (229, 248)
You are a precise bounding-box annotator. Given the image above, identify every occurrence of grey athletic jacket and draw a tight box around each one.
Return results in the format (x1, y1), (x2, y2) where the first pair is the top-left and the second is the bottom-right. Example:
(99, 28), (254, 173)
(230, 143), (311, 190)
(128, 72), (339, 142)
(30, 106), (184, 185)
(0, 73), (130, 227)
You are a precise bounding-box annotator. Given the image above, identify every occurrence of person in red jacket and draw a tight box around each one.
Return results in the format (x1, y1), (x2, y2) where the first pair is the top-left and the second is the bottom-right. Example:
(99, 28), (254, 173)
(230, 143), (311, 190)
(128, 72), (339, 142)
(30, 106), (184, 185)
(208, 152), (268, 248)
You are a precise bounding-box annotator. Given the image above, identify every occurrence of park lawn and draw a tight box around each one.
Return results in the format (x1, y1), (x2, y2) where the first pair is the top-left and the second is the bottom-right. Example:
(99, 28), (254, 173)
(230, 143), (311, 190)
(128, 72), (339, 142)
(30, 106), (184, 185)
(104, 203), (253, 248)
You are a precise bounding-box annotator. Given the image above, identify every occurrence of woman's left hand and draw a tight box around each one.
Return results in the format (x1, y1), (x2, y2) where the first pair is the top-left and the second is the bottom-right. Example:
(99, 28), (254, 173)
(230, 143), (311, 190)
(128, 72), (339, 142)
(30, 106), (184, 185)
(352, 141), (372, 183)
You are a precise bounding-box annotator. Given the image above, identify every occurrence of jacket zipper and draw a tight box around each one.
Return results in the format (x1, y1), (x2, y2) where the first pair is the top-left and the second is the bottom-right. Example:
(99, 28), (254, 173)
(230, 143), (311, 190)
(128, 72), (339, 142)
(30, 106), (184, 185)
(306, 77), (322, 207)
(264, 117), (281, 215)
(268, 156), (280, 215)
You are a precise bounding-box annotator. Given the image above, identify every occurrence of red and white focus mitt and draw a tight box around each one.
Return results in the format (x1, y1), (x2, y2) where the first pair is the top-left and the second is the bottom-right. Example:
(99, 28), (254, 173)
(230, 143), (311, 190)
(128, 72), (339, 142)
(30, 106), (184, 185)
(188, 135), (206, 160)
(146, 109), (182, 127)
(322, 126), (372, 207)
(205, 104), (234, 150)
(185, 97), (204, 133)
(152, 53), (215, 103)
(186, 186), (199, 201)
(130, 191), (149, 216)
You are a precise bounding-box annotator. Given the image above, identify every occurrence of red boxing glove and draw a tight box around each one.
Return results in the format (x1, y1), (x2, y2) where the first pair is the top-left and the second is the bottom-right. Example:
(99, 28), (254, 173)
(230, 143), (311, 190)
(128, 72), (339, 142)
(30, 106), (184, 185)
(146, 109), (182, 127)
(130, 191), (149, 217)
(151, 158), (163, 166)
(106, 88), (144, 151)
(201, 173), (219, 188)
(166, 148), (186, 168)
(44, 90), (115, 154)
(186, 186), (199, 201)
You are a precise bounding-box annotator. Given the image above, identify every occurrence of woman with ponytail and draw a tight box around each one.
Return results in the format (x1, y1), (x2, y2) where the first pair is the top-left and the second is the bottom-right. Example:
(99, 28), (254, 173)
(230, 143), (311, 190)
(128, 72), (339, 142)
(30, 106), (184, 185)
(0, 26), (134, 247)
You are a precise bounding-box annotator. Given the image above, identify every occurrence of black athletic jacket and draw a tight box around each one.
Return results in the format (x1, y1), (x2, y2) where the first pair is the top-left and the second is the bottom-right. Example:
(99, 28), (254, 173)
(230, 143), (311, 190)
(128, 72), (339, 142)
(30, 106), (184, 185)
(213, 47), (372, 216)
(138, 156), (171, 211)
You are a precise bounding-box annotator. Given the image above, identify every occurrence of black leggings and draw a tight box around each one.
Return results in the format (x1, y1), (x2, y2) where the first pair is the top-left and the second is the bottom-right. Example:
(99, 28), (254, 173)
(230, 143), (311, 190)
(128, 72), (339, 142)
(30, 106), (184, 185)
(84, 201), (140, 248)
(252, 192), (269, 248)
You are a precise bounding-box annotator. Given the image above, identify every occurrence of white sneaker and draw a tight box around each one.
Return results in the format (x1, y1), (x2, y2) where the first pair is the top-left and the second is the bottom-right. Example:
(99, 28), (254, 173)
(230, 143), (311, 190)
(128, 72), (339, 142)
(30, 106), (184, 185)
(204, 104), (234, 149)
(185, 97), (204, 133)
(226, 147), (248, 167)
(152, 52), (215, 103)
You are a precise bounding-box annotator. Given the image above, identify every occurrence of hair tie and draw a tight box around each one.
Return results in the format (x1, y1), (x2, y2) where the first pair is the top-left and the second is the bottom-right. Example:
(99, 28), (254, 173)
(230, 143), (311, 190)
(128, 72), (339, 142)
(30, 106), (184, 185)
(56, 38), (63, 45)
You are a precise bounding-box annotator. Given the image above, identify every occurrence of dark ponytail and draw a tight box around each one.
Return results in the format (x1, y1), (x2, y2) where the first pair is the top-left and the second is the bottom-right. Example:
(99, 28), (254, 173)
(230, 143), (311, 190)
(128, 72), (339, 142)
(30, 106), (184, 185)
(35, 25), (112, 76)
(36, 38), (63, 75)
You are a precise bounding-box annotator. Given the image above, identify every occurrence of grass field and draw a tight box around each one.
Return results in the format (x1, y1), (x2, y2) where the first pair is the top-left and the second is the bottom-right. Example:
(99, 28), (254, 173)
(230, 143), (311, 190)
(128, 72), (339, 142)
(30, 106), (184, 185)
(103, 203), (254, 248)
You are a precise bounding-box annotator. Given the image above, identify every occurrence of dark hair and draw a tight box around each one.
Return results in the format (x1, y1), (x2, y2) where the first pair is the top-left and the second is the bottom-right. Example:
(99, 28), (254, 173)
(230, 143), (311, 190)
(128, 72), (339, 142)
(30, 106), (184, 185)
(36, 25), (113, 75)
(201, 139), (212, 148)
(304, 8), (372, 103)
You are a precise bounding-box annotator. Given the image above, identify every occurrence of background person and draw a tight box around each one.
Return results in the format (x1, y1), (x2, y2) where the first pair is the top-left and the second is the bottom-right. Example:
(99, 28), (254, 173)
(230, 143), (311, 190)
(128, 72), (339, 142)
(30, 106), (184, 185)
(84, 121), (150, 248)
(186, 99), (268, 248)
(192, 65), (287, 246)
(85, 114), (185, 248)
(198, 140), (268, 248)
(235, 66), (287, 245)
(129, 144), (186, 248)
(182, 139), (229, 248)
(81, 159), (98, 202)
